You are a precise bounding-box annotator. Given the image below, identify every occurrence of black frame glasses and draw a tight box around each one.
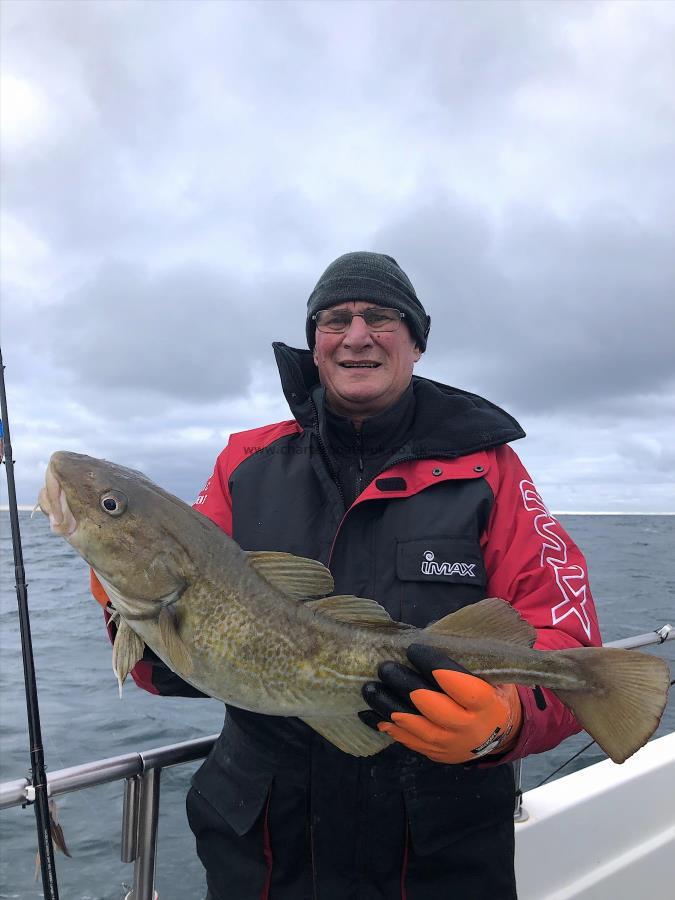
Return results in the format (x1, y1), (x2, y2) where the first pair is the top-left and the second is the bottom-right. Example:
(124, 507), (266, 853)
(312, 307), (405, 334)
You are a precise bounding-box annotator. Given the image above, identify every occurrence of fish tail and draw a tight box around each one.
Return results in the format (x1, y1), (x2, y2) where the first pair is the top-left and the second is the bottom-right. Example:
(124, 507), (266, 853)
(555, 647), (670, 764)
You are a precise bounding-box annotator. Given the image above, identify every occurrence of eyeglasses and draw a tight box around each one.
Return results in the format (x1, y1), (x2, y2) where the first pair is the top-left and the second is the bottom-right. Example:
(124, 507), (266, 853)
(312, 306), (405, 334)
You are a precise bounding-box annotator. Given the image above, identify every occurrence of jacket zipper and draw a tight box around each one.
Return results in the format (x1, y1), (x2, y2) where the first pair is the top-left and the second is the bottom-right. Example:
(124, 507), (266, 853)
(326, 454), (423, 565)
(312, 394), (486, 562)
(311, 400), (346, 510)
(355, 430), (364, 501)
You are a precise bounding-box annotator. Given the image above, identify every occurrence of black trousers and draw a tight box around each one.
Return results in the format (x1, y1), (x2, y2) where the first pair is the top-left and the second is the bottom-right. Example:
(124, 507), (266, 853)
(186, 764), (517, 900)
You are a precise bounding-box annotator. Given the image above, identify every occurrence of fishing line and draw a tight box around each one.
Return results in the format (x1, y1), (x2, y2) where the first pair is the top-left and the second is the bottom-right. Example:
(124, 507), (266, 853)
(535, 676), (675, 789)
(0, 347), (60, 900)
(533, 738), (597, 788)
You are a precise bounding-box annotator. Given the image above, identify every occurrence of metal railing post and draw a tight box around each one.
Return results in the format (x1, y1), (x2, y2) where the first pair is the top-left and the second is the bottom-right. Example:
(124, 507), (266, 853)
(512, 759), (528, 822)
(121, 775), (141, 864)
(126, 768), (161, 900)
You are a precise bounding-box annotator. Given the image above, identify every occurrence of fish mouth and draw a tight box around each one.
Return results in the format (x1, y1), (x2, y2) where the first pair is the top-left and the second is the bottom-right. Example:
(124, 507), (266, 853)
(37, 462), (78, 537)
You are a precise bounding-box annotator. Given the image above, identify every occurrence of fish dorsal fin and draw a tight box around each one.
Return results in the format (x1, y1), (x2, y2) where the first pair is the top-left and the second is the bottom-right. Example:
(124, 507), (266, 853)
(247, 551), (334, 599)
(425, 597), (536, 647)
(305, 595), (409, 631)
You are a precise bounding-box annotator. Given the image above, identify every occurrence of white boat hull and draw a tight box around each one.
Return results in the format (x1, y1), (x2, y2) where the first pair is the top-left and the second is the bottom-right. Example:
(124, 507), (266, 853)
(515, 732), (675, 899)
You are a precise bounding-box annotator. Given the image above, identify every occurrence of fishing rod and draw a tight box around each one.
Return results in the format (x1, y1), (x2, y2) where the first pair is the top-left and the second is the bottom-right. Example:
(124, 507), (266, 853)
(0, 347), (60, 899)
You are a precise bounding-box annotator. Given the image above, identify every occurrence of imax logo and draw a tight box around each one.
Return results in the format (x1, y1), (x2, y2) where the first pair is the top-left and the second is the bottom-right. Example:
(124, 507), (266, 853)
(421, 550), (476, 577)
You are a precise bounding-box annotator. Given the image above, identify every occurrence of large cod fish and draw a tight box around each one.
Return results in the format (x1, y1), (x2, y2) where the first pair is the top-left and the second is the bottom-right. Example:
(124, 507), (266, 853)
(38, 451), (670, 764)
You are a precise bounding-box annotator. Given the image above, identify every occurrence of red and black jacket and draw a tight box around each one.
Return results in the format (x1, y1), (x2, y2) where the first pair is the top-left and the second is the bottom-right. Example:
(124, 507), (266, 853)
(117, 343), (601, 899)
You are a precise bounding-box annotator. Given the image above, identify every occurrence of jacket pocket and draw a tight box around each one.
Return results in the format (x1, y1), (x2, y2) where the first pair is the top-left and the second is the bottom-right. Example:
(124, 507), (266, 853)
(397, 537), (487, 587)
(191, 747), (273, 837)
(402, 762), (514, 855)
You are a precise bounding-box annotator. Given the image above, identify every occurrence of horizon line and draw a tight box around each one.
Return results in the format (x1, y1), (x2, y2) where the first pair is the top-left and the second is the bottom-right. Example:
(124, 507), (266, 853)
(2, 505), (675, 516)
(552, 510), (675, 516)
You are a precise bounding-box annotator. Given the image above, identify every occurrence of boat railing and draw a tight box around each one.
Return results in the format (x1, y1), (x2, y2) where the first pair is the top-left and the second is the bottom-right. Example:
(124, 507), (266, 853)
(1, 626), (672, 900)
(0, 734), (219, 900)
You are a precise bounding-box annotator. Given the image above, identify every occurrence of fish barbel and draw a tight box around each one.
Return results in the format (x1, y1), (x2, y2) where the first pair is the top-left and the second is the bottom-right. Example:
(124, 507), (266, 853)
(39, 451), (670, 763)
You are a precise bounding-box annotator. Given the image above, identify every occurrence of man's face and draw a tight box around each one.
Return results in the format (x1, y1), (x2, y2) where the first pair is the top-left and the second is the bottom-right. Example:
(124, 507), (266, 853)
(312, 300), (422, 421)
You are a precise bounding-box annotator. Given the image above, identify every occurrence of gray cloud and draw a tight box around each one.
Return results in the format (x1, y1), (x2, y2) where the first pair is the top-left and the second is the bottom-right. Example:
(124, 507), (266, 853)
(383, 197), (675, 412)
(2, 0), (674, 509)
(40, 259), (310, 403)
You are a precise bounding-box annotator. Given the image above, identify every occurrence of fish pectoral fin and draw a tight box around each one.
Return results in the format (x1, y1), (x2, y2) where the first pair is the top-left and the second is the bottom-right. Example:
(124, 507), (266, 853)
(555, 647), (670, 764)
(158, 607), (194, 676)
(301, 715), (392, 757)
(112, 619), (145, 694)
(304, 595), (410, 630)
(425, 597), (536, 647)
(246, 551), (334, 599)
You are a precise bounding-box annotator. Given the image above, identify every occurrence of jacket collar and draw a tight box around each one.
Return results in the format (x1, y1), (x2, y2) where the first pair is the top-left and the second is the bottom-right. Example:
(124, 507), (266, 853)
(320, 381), (416, 458)
(271, 342), (525, 458)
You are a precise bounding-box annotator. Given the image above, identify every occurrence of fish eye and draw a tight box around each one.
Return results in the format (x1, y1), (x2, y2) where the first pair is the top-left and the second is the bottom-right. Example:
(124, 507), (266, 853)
(100, 491), (128, 517)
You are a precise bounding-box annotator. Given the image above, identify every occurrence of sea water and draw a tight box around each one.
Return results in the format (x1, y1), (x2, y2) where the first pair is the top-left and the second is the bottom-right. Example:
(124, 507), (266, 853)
(1, 512), (673, 900)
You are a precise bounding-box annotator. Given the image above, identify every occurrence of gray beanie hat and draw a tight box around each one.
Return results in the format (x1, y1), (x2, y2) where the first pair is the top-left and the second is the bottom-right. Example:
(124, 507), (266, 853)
(306, 251), (431, 351)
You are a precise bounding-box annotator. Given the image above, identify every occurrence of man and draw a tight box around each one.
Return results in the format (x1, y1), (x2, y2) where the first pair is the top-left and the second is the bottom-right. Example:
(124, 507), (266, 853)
(96, 251), (601, 899)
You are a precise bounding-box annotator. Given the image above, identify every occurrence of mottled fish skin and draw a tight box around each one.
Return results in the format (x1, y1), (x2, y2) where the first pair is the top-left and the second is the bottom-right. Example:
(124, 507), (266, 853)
(39, 451), (670, 763)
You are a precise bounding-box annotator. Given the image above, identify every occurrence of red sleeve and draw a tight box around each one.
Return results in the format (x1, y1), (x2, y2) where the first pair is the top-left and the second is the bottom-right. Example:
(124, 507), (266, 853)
(480, 444), (602, 760)
(193, 444), (234, 535)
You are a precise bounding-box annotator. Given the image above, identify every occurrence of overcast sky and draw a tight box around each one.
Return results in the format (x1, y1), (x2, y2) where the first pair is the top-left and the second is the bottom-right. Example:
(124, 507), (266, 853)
(1, 0), (674, 512)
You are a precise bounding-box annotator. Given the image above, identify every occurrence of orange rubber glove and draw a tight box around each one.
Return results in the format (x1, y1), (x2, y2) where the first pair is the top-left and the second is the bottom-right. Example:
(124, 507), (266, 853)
(360, 644), (523, 763)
